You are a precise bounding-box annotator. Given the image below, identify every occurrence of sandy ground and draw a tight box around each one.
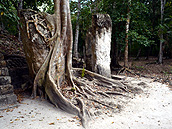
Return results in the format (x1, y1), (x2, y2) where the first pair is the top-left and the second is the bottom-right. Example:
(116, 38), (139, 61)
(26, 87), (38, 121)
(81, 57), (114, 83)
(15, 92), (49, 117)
(0, 77), (172, 129)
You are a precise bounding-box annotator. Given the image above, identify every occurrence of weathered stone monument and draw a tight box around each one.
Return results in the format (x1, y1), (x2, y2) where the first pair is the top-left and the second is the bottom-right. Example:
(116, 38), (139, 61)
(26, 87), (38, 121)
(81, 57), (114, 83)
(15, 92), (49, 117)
(85, 14), (112, 78)
(0, 53), (17, 106)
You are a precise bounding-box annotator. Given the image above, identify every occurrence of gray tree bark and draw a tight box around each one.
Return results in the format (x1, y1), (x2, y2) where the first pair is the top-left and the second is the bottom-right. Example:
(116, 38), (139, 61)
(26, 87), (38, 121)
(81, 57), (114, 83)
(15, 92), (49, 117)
(158, 0), (166, 64)
(124, 0), (131, 68)
(17, 0), (23, 41)
(73, 0), (81, 59)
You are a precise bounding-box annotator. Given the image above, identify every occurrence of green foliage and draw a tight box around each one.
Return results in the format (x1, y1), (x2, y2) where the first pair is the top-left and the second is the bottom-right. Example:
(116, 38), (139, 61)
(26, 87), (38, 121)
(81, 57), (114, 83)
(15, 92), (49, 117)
(0, 4), (19, 23)
(0, 2), (19, 35)
(70, 0), (92, 54)
(71, 87), (76, 92)
(129, 31), (154, 47)
(135, 65), (144, 71)
(1, 0), (172, 59)
(81, 67), (85, 78)
(37, 0), (54, 14)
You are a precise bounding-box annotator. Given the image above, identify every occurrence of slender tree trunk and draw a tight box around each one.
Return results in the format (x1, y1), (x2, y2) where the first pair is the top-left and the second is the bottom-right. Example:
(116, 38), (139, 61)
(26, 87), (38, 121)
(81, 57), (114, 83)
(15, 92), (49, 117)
(0, 15), (4, 30)
(73, 0), (81, 59)
(111, 25), (120, 68)
(146, 45), (152, 60)
(17, 0), (23, 41)
(135, 48), (141, 60)
(158, 0), (166, 64)
(124, 0), (131, 68)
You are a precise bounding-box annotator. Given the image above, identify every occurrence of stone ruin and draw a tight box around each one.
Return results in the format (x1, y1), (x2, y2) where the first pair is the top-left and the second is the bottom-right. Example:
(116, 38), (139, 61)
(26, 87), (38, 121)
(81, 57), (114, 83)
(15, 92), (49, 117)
(0, 52), (29, 108)
(0, 53), (17, 107)
(85, 14), (112, 78)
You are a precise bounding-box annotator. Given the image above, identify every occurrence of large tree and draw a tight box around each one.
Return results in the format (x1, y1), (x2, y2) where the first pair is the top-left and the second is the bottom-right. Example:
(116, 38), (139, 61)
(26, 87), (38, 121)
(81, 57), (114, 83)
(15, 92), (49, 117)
(19, 0), (134, 127)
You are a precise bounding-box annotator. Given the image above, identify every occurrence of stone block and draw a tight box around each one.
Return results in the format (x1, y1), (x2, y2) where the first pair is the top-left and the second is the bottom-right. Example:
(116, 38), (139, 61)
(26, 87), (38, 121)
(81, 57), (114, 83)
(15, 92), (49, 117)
(0, 94), (17, 106)
(0, 84), (14, 95)
(0, 95), (7, 106)
(7, 94), (17, 104)
(85, 14), (112, 78)
(0, 67), (9, 76)
(0, 76), (11, 85)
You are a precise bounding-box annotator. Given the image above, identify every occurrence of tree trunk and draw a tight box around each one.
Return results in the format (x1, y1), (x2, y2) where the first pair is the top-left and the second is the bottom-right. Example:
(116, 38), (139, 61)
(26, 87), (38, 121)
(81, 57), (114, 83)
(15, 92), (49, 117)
(19, 0), (135, 127)
(135, 48), (141, 60)
(111, 25), (120, 68)
(73, 0), (81, 59)
(0, 15), (4, 31)
(19, 0), (81, 122)
(158, 0), (166, 64)
(17, 0), (23, 41)
(124, 0), (131, 68)
(146, 46), (152, 60)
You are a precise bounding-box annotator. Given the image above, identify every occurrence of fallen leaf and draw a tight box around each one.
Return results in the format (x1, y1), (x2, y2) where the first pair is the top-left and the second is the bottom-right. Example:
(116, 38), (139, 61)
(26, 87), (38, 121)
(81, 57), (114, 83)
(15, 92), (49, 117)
(0, 116), (3, 118)
(6, 108), (10, 112)
(72, 116), (80, 120)
(36, 96), (40, 99)
(15, 118), (20, 121)
(70, 120), (75, 122)
(10, 121), (14, 123)
(112, 122), (114, 124)
(21, 103), (27, 104)
(49, 122), (55, 125)
(57, 119), (60, 120)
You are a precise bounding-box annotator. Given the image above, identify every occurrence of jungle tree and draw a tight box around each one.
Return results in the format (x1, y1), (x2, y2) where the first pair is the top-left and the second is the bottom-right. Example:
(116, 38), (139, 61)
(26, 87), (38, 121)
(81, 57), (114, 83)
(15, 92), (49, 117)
(19, 0), (140, 127)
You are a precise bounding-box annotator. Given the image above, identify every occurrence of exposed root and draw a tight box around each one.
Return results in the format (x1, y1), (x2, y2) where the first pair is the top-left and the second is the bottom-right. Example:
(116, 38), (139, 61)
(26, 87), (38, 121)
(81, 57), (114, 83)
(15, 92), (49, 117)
(117, 67), (137, 76)
(105, 91), (125, 96)
(20, 9), (143, 128)
(32, 47), (53, 98)
(97, 91), (111, 98)
(89, 99), (115, 109)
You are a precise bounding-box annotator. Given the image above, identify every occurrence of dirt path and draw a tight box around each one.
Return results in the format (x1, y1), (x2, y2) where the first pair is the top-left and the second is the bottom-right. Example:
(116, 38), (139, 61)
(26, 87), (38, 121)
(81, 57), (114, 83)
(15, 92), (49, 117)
(0, 77), (172, 129)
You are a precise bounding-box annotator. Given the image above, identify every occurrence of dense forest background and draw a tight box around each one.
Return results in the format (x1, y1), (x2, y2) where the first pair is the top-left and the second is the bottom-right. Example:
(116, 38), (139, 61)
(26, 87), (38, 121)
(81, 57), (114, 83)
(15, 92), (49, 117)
(0, 0), (172, 66)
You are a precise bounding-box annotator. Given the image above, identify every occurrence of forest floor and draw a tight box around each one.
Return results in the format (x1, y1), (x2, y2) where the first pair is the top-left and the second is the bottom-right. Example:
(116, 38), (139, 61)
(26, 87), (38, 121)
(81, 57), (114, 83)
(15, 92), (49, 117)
(0, 33), (172, 128)
(0, 77), (172, 129)
(118, 57), (172, 91)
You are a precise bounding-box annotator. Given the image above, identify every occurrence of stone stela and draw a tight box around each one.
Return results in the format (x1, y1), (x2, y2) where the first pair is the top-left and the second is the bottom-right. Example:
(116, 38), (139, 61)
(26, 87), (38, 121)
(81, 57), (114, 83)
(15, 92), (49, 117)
(85, 14), (112, 78)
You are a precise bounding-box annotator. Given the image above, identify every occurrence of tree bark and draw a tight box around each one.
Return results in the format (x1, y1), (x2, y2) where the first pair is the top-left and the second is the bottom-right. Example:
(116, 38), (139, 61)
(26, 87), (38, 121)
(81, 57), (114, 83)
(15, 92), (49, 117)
(111, 24), (120, 68)
(124, 0), (131, 68)
(73, 0), (81, 59)
(135, 48), (141, 60)
(17, 0), (23, 41)
(158, 0), (166, 64)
